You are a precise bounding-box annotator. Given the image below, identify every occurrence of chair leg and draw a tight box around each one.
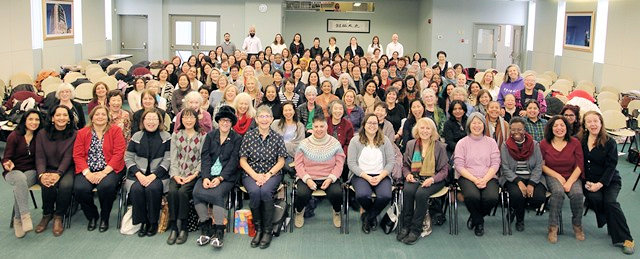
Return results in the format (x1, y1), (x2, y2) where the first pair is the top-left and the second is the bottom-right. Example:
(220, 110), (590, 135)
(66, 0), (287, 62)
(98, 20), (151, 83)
(344, 184), (350, 234)
(340, 186), (345, 234)
(505, 192), (511, 235)
(290, 186), (295, 233)
(10, 207), (15, 228)
(558, 210), (563, 235)
(282, 183), (289, 233)
(30, 190), (37, 209)
(621, 136), (629, 153)
(501, 191), (506, 235)
(633, 172), (640, 191)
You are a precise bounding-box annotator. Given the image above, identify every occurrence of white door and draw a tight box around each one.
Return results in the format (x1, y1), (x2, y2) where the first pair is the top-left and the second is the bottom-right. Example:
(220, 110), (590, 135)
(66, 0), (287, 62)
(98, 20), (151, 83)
(119, 15), (148, 64)
(472, 24), (499, 71)
(170, 15), (220, 61)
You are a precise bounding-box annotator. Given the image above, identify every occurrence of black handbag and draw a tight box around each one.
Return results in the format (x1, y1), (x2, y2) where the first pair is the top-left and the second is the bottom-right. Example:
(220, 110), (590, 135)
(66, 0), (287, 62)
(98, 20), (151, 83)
(628, 148), (639, 165)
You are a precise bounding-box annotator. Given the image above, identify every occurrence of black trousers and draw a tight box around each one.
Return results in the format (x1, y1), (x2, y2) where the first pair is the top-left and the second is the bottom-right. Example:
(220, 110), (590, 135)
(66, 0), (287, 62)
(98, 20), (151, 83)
(130, 178), (163, 224)
(74, 172), (120, 221)
(402, 180), (446, 234)
(503, 180), (546, 222)
(458, 178), (499, 226)
(584, 180), (633, 244)
(41, 169), (74, 216)
(168, 178), (196, 221)
(294, 179), (342, 212)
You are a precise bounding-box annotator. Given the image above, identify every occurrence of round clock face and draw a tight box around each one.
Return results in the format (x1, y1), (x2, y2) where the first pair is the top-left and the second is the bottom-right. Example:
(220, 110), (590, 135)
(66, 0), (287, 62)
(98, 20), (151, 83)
(259, 4), (268, 13)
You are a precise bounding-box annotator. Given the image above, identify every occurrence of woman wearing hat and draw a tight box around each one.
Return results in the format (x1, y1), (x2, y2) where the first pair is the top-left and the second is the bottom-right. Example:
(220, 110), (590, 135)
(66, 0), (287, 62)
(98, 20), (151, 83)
(193, 106), (242, 249)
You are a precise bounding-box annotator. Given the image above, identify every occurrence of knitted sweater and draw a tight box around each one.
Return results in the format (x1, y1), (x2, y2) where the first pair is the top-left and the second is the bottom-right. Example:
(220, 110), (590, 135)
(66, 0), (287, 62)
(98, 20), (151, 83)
(294, 134), (345, 183)
(453, 135), (501, 179)
(169, 130), (207, 178)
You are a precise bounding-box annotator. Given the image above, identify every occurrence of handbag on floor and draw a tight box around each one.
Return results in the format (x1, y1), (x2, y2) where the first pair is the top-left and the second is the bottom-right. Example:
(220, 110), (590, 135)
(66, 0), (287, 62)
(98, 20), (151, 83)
(380, 201), (400, 234)
(120, 205), (141, 235)
(421, 212), (432, 237)
(157, 196), (169, 233)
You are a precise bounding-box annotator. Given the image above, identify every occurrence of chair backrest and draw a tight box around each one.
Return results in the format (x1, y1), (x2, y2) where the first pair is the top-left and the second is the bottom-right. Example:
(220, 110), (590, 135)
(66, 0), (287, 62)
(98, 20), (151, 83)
(543, 71), (558, 82)
(0, 79), (5, 101)
(85, 67), (103, 76)
(598, 99), (622, 112)
(574, 83), (596, 96)
(10, 72), (33, 87)
(78, 60), (92, 71)
(523, 70), (537, 76)
(550, 83), (571, 95)
(86, 64), (102, 72)
(535, 78), (552, 89)
(599, 86), (620, 96)
(474, 72), (484, 83)
(96, 76), (118, 91)
(119, 61), (133, 71)
(554, 79), (573, 87)
(88, 71), (108, 83)
(41, 77), (63, 96)
(627, 100), (640, 115)
(597, 91), (619, 101)
(64, 72), (85, 84)
(602, 110), (627, 130)
(558, 74), (573, 83)
(74, 83), (94, 104)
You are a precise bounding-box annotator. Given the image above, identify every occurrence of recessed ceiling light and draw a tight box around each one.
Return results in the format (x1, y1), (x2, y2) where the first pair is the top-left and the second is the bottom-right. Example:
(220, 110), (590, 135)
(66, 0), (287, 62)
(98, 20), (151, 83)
(354, 2), (361, 7)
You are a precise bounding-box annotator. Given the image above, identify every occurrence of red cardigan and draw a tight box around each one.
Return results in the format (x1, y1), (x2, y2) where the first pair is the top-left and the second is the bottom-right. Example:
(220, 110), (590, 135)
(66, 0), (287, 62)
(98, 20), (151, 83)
(73, 125), (126, 174)
(327, 117), (354, 153)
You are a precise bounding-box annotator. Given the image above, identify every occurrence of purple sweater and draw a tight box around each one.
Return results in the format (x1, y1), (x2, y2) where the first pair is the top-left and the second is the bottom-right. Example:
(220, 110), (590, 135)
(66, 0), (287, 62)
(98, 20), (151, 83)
(497, 77), (524, 105)
(454, 135), (500, 179)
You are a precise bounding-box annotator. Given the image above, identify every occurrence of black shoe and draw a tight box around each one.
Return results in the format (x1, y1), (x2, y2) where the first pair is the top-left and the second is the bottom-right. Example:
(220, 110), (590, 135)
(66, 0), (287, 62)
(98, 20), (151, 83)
(98, 219), (109, 232)
(370, 216), (378, 231)
(176, 230), (188, 244)
(474, 224), (484, 236)
(211, 225), (225, 248)
(146, 224), (158, 237)
(259, 232), (272, 249)
(402, 232), (420, 245)
(251, 230), (263, 248)
(516, 221), (525, 232)
(166, 230), (178, 245)
(361, 219), (371, 234)
(396, 227), (410, 241)
(87, 218), (98, 231)
(467, 216), (474, 230)
(138, 223), (148, 237)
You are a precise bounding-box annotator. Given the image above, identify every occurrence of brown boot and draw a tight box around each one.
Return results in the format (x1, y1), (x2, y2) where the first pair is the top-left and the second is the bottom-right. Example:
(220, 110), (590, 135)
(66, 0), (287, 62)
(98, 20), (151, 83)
(52, 215), (64, 237)
(573, 225), (585, 241)
(548, 225), (558, 244)
(35, 215), (52, 233)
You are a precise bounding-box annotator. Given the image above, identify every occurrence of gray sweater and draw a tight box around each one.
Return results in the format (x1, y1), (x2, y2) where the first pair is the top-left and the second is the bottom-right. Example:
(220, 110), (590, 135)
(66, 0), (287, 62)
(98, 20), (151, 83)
(498, 141), (546, 188)
(270, 120), (306, 158)
(347, 135), (395, 179)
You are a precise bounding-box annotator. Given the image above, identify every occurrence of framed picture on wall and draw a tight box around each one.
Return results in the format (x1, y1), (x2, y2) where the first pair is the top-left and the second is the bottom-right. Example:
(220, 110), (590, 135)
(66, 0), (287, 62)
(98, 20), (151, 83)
(563, 11), (595, 52)
(327, 19), (370, 33)
(43, 0), (74, 40)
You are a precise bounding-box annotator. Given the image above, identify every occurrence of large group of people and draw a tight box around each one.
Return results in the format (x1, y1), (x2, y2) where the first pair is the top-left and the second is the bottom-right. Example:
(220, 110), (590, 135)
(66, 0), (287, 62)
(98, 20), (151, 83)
(1, 28), (634, 255)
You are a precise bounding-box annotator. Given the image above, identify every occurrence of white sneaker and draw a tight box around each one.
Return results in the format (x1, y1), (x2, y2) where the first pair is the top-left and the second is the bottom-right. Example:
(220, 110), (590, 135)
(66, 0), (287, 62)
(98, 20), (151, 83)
(332, 211), (341, 228)
(294, 208), (305, 228)
(196, 235), (210, 246)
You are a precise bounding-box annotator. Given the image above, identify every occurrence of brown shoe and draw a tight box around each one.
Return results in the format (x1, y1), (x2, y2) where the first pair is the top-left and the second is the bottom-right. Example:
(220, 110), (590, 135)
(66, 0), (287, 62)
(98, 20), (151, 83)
(573, 225), (585, 241)
(548, 225), (558, 244)
(35, 215), (52, 233)
(52, 215), (64, 237)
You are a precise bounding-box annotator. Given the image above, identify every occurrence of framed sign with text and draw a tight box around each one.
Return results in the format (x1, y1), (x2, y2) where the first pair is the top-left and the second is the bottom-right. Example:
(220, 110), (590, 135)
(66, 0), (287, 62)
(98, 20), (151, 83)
(327, 19), (370, 33)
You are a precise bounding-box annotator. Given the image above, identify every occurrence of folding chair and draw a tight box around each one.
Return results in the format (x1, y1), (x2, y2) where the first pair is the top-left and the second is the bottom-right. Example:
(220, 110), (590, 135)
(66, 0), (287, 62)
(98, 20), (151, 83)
(342, 181), (403, 235)
(289, 178), (346, 233)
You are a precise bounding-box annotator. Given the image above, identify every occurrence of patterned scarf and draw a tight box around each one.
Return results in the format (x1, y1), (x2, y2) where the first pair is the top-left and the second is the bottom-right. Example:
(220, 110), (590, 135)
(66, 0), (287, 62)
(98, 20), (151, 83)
(410, 139), (435, 177)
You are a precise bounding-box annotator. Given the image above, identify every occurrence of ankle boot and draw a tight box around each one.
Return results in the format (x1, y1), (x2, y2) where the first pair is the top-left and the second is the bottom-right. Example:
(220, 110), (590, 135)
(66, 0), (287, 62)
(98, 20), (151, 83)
(260, 201), (275, 249)
(35, 214), (52, 233)
(250, 207), (263, 248)
(211, 225), (225, 248)
(573, 225), (585, 241)
(14, 218), (25, 238)
(21, 213), (33, 233)
(548, 225), (558, 244)
(52, 215), (64, 237)
(196, 220), (212, 246)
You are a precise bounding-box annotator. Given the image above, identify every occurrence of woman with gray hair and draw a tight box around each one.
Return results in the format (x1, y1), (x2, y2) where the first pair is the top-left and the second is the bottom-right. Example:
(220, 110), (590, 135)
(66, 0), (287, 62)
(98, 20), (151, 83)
(53, 83), (85, 129)
(173, 91), (213, 133)
(453, 112), (500, 236)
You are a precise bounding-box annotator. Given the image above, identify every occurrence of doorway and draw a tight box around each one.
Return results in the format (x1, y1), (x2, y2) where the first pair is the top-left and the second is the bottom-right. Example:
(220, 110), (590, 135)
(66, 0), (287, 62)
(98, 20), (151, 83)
(170, 15), (220, 62)
(472, 24), (525, 72)
(119, 15), (148, 64)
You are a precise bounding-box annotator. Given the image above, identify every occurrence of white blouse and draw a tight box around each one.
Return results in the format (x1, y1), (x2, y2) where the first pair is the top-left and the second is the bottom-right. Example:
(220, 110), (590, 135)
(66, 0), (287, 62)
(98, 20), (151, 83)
(358, 145), (384, 175)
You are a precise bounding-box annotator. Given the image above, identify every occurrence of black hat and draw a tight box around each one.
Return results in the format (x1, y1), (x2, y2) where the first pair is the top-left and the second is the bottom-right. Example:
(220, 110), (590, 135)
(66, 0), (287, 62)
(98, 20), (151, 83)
(215, 105), (238, 126)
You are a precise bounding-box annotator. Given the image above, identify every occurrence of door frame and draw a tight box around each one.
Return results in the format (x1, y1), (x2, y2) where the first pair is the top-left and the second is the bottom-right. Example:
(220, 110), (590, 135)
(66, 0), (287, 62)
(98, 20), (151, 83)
(169, 15), (221, 59)
(472, 24), (500, 70)
(472, 23), (526, 71)
(119, 14), (149, 63)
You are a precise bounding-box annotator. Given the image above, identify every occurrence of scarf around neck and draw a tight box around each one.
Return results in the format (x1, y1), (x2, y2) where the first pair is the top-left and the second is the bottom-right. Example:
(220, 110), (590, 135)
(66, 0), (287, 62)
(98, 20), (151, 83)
(410, 139), (435, 177)
(233, 114), (252, 135)
(506, 133), (534, 161)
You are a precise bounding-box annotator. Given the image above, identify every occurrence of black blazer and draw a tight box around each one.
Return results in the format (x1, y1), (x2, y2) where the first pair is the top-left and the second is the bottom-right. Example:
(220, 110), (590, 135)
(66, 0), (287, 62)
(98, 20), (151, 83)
(344, 45), (364, 57)
(582, 137), (620, 186)
(289, 42), (305, 57)
(442, 117), (467, 154)
(326, 46), (340, 60)
(201, 130), (242, 182)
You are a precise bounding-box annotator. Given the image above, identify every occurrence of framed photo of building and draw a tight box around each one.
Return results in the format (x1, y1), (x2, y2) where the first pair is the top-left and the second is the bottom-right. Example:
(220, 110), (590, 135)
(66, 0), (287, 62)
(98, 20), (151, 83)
(43, 0), (74, 40)
(327, 19), (370, 33)
(563, 12), (595, 52)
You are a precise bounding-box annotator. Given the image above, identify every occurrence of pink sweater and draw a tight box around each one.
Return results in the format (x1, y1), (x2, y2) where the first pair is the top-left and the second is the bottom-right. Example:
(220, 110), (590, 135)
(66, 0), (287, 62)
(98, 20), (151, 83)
(294, 135), (345, 183)
(454, 135), (501, 179)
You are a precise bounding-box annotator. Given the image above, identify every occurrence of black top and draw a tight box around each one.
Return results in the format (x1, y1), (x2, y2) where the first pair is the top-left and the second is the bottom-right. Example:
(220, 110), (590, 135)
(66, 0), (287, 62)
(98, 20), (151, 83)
(344, 45), (364, 57)
(386, 104), (406, 132)
(582, 137), (620, 186)
(442, 117), (467, 153)
(326, 46), (340, 60)
(289, 42), (305, 57)
(201, 130), (242, 182)
(130, 109), (168, 136)
(310, 46), (323, 58)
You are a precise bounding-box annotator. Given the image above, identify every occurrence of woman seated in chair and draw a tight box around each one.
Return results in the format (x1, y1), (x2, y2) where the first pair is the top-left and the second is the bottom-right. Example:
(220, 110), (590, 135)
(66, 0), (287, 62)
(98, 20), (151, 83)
(540, 115), (584, 244)
(131, 90), (171, 136)
(166, 108), (207, 245)
(73, 105), (126, 233)
(35, 105), (77, 237)
(52, 83), (86, 129)
(398, 117), (449, 244)
(173, 91), (213, 133)
(193, 106), (242, 249)
(580, 111), (634, 254)
(499, 116), (546, 232)
(240, 105), (287, 249)
(454, 112), (500, 237)
(347, 113), (395, 234)
(293, 115), (345, 229)
(270, 101), (305, 176)
(124, 108), (171, 238)
(442, 100), (468, 158)
(3, 110), (43, 238)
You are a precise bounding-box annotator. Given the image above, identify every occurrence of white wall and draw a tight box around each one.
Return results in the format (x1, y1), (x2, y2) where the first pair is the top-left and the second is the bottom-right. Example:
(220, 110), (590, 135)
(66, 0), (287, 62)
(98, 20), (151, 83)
(429, 0), (527, 68)
(283, 0), (420, 57)
(601, 0), (640, 92)
(0, 0), (33, 83)
(530, 0), (557, 73)
(417, 0), (433, 56)
(113, 0), (163, 61)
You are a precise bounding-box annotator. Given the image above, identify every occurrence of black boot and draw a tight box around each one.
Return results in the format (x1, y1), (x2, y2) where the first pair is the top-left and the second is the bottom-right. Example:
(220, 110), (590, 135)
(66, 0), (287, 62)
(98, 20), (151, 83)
(250, 206), (263, 248)
(211, 225), (225, 248)
(259, 200), (275, 249)
(196, 220), (212, 246)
